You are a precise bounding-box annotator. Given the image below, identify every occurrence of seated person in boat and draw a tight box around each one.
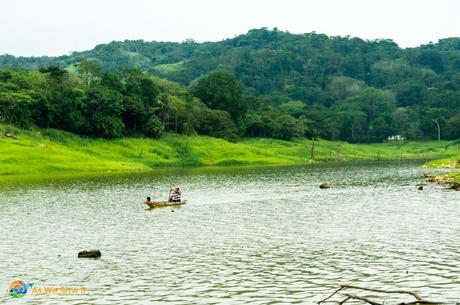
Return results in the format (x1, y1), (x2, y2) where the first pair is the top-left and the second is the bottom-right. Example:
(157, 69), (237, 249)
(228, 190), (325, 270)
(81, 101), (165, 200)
(144, 197), (153, 205)
(169, 187), (181, 202)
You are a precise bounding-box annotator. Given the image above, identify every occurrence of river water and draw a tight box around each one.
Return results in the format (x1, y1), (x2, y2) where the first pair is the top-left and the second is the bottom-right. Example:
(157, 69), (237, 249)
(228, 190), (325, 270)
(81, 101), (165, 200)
(0, 162), (459, 304)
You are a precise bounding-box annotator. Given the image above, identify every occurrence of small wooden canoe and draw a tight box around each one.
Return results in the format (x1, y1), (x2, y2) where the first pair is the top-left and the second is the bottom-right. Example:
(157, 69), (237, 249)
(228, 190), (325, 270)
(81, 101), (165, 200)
(144, 200), (187, 209)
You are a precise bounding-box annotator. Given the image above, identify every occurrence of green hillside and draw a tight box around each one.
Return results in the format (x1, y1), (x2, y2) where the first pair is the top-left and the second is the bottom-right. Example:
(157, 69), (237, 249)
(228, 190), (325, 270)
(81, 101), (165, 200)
(1, 124), (459, 181)
(1, 28), (459, 143)
(426, 154), (460, 184)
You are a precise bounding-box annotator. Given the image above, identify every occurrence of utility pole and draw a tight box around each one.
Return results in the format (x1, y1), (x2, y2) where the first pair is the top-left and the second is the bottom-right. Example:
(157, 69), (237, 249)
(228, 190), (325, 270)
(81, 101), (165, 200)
(310, 138), (315, 162)
(434, 120), (441, 141)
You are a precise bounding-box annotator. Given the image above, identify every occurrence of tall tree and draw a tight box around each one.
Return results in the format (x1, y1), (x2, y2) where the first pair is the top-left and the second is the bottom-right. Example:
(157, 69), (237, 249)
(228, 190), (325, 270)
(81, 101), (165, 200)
(191, 71), (247, 121)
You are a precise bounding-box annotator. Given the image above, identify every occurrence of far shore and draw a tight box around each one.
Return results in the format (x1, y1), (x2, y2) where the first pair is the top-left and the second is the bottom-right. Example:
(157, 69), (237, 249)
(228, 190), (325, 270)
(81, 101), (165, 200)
(0, 158), (443, 186)
(1, 124), (459, 182)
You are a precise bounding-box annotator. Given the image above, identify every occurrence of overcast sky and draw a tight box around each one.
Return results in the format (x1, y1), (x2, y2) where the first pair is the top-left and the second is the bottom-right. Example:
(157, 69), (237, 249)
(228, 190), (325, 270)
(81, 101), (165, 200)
(2, 0), (459, 56)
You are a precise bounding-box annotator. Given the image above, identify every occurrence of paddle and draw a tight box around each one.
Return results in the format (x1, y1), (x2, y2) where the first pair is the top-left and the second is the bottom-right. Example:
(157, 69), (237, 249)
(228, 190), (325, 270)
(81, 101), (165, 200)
(168, 187), (173, 202)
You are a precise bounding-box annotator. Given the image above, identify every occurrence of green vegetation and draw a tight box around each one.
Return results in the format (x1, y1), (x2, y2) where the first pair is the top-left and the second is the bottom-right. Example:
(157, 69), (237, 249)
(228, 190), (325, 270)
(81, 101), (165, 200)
(2, 28), (459, 142)
(425, 155), (460, 168)
(425, 152), (460, 183)
(1, 124), (459, 180)
(1, 28), (459, 182)
(153, 61), (184, 74)
(446, 172), (460, 184)
(0, 65), (242, 141)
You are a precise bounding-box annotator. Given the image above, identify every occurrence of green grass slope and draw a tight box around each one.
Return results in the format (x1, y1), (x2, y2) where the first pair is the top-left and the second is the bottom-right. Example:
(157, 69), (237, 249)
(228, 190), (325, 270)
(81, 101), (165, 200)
(1, 124), (459, 179)
(425, 152), (460, 183)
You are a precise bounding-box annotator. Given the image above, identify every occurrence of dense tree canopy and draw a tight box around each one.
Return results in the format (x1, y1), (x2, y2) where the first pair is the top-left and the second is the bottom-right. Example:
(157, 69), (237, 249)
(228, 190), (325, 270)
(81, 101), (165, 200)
(0, 64), (241, 140)
(191, 71), (247, 121)
(1, 28), (459, 141)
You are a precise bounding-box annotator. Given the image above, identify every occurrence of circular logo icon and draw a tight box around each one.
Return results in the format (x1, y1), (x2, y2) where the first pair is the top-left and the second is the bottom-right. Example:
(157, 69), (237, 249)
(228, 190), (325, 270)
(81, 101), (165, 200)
(7, 280), (30, 298)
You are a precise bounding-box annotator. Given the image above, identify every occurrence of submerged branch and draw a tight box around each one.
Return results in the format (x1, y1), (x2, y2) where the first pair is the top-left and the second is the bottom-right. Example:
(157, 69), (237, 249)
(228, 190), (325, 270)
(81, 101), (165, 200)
(319, 284), (444, 305)
(340, 284), (423, 300)
(342, 293), (382, 305)
(318, 286), (344, 304)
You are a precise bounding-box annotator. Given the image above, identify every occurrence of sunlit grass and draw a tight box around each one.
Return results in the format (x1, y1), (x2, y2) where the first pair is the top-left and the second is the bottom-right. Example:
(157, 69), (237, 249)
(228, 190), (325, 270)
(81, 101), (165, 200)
(153, 61), (185, 74)
(1, 124), (459, 180)
(425, 153), (460, 183)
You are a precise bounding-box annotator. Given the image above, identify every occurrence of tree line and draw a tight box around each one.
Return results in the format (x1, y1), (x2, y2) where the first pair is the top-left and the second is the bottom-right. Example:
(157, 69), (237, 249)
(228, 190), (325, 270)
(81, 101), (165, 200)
(1, 28), (459, 141)
(0, 64), (246, 140)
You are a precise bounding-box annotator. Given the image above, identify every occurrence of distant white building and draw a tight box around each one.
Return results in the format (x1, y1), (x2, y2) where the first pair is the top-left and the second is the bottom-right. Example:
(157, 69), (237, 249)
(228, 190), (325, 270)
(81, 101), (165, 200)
(388, 135), (406, 141)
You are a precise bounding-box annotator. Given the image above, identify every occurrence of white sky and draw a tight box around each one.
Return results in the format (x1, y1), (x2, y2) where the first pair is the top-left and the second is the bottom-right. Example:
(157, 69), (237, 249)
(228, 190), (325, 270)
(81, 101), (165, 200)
(2, 0), (459, 56)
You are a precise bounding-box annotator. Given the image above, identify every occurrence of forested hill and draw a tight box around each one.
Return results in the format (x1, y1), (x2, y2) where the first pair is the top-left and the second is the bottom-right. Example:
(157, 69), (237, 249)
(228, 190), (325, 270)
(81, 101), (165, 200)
(2, 28), (460, 89)
(1, 28), (460, 142)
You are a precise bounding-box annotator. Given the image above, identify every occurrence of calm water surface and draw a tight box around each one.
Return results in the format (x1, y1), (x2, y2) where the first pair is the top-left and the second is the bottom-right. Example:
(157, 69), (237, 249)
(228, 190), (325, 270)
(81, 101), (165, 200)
(0, 162), (459, 304)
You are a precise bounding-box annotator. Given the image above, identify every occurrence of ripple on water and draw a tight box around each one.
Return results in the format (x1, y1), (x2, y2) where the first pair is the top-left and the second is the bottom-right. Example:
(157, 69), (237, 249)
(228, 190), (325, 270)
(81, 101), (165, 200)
(0, 163), (459, 304)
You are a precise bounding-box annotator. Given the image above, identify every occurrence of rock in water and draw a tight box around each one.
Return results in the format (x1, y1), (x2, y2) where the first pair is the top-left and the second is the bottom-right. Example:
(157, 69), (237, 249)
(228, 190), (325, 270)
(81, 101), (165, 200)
(78, 250), (101, 258)
(320, 183), (331, 189)
(418, 185), (423, 190)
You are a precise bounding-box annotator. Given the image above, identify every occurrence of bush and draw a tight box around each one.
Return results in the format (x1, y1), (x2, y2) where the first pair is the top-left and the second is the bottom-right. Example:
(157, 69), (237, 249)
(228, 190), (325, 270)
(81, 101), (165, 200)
(145, 115), (164, 138)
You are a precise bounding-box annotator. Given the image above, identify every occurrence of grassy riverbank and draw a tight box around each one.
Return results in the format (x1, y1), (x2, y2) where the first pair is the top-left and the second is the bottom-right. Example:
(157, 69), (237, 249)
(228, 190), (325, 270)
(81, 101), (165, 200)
(425, 154), (460, 183)
(1, 124), (459, 180)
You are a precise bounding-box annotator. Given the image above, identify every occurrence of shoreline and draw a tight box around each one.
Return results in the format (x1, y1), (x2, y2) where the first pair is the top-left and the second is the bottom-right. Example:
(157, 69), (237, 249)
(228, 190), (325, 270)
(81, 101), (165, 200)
(424, 155), (460, 187)
(2, 124), (459, 183)
(0, 159), (438, 185)
(424, 172), (460, 190)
